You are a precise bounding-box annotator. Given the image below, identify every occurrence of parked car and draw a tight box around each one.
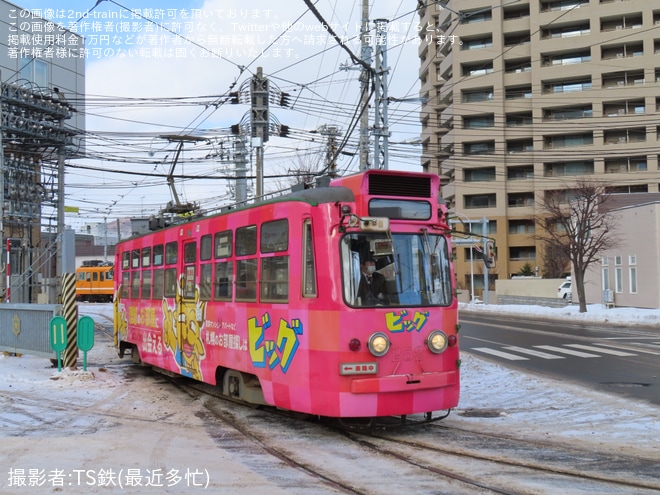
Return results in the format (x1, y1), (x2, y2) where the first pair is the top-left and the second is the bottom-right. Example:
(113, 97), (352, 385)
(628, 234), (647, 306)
(558, 279), (572, 299)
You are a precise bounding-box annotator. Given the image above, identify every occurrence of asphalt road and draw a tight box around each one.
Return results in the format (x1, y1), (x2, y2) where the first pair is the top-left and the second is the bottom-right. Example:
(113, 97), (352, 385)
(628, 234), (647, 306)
(459, 311), (660, 406)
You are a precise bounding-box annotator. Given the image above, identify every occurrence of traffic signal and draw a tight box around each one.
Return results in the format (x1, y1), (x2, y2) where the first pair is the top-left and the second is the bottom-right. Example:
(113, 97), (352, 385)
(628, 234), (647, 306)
(482, 240), (496, 268)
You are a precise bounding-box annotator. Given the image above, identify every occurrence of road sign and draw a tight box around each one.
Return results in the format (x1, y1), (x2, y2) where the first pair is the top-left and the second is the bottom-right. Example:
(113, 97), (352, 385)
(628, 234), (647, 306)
(77, 316), (95, 371)
(77, 316), (95, 352)
(49, 316), (67, 352)
(49, 316), (68, 371)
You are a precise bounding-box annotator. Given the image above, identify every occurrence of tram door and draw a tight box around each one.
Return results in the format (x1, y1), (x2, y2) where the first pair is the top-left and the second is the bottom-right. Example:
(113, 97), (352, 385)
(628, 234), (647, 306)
(178, 239), (204, 377)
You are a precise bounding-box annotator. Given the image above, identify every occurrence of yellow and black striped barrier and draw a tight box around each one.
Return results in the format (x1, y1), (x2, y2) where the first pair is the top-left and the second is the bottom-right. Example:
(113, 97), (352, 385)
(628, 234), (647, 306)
(61, 273), (78, 369)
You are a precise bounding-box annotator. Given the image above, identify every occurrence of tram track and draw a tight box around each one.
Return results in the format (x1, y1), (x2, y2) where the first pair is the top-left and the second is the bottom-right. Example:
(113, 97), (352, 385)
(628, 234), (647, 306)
(337, 425), (660, 494)
(173, 376), (660, 495)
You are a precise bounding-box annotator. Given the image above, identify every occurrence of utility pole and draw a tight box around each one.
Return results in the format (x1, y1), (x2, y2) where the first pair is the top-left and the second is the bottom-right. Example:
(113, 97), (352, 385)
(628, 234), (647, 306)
(250, 67), (269, 199)
(234, 136), (248, 204)
(359, 0), (372, 171)
(318, 125), (341, 176)
(373, 19), (390, 170)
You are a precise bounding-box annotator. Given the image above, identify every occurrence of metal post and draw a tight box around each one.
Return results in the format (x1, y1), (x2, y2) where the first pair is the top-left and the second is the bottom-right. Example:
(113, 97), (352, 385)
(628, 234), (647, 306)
(235, 136), (248, 203)
(373, 19), (390, 170)
(482, 217), (489, 305)
(359, 0), (371, 171)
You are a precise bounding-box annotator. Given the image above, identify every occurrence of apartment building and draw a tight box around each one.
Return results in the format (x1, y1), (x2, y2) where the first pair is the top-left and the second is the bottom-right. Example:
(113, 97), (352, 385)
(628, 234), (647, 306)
(418, 0), (660, 295)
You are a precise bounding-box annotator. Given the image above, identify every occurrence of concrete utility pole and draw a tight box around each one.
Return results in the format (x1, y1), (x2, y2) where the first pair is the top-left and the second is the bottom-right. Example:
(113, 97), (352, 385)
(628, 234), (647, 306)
(317, 124), (342, 176)
(234, 136), (249, 204)
(250, 67), (269, 199)
(359, 0), (372, 171)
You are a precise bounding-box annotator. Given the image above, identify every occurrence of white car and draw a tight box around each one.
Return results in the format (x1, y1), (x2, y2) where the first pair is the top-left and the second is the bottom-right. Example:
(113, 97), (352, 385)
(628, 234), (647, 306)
(558, 280), (572, 299)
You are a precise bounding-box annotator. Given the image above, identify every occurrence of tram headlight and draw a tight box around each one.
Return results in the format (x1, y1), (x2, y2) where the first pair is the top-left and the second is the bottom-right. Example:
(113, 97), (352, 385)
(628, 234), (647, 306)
(367, 332), (390, 357)
(427, 330), (448, 354)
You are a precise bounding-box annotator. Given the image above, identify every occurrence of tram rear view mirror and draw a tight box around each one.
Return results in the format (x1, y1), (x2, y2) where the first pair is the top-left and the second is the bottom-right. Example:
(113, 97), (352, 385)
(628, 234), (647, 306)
(359, 217), (390, 232)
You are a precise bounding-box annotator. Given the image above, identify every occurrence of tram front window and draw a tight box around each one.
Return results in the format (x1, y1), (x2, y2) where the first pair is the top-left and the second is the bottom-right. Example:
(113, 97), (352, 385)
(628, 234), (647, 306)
(341, 232), (452, 308)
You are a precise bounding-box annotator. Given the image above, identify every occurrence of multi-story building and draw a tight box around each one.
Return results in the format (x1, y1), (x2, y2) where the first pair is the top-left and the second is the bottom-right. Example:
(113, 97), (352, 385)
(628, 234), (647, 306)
(418, 0), (660, 296)
(0, 0), (85, 302)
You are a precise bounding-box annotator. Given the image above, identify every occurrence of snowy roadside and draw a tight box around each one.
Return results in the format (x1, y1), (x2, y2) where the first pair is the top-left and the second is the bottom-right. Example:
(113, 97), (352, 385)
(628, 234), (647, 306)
(0, 302), (657, 493)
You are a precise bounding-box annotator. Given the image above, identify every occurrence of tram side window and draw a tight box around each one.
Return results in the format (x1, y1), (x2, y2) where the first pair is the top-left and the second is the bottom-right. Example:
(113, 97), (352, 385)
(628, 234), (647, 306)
(200, 235), (212, 261)
(214, 261), (233, 300)
(153, 269), (164, 299)
(131, 249), (140, 269)
(142, 247), (151, 268)
(164, 268), (178, 297)
(165, 242), (178, 265)
(200, 264), (212, 301)
(214, 230), (232, 258)
(153, 244), (164, 266)
(236, 259), (257, 301)
(122, 252), (130, 270)
(142, 270), (152, 299)
(93, 273), (98, 282)
(261, 256), (289, 302)
(121, 272), (130, 298)
(236, 225), (257, 256)
(261, 219), (288, 252)
(184, 242), (197, 263)
(131, 272), (140, 299)
(302, 220), (317, 297)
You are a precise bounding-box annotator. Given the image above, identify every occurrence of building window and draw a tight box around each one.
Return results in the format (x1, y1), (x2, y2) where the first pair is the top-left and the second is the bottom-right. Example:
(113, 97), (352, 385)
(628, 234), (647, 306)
(462, 87), (493, 103)
(603, 70), (644, 88)
(541, 0), (589, 13)
(602, 256), (610, 291)
(507, 165), (534, 180)
(464, 194), (496, 209)
(601, 42), (643, 60)
(544, 133), (593, 149)
(19, 57), (49, 87)
(464, 167), (496, 182)
(541, 49), (591, 66)
(462, 61), (494, 77)
(505, 85), (532, 99)
(541, 22), (590, 39)
(504, 31), (531, 46)
(464, 141), (495, 155)
(601, 15), (642, 32)
(508, 192), (535, 207)
(614, 256), (622, 293)
(504, 58), (531, 73)
(629, 267), (637, 294)
(604, 157), (647, 173)
(507, 139), (533, 153)
(506, 112), (533, 126)
(603, 99), (645, 116)
(461, 8), (492, 23)
(509, 219), (535, 234)
(463, 114), (494, 129)
(509, 247), (536, 260)
(542, 78), (591, 94)
(544, 161), (594, 177)
(603, 127), (646, 145)
(461, 35), (493, 50)
(545, 104), (593, 119)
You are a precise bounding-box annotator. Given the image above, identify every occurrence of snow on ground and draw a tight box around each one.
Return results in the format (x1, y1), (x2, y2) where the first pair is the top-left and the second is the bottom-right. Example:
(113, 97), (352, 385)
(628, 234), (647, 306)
(0, 303), (658, 492)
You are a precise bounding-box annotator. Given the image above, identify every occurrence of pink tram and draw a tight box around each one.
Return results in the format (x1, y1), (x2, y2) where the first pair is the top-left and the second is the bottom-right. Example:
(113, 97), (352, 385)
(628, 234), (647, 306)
(113, 170), (460, 419)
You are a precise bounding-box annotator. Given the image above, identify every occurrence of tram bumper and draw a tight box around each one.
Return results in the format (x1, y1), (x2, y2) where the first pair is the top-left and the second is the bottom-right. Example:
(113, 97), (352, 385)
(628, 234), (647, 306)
(349, 370), (457, 394)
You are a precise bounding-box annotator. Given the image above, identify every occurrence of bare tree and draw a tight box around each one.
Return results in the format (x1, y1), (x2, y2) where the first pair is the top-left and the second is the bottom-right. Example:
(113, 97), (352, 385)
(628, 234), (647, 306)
(541, 242), (571, 279)
(536, 180), (620, 313)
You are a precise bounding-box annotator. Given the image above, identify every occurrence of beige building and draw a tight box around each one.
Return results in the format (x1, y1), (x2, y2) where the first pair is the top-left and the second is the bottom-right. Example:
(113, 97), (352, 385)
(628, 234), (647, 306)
(418, 0), (660, 297)
(584, 194), (660, 309)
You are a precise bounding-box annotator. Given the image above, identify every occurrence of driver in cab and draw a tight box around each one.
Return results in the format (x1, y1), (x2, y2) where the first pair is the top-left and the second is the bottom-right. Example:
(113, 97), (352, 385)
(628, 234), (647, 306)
(357, 257), (388, 306)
